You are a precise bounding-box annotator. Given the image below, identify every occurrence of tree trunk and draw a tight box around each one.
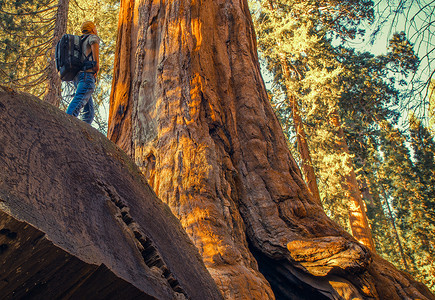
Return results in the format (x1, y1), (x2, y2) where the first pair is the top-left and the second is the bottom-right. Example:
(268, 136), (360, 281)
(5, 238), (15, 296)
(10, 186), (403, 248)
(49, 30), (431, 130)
(43, 0), (70, 106)
(108, 0), (435, 299)
(330, 110), (376, 252)
(273, 2), (322, 208)
(290, 95), (322, 206)
(0, 87), (223, 300)
(289, 94), (323, 208)
(359, 176), (374, 207)
(380, 184), (409, 269)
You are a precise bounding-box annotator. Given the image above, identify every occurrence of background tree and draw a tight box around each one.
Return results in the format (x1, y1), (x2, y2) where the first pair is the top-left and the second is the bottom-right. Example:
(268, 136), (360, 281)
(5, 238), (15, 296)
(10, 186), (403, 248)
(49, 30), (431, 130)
(249, 0), (379, 250)
(378, 123), (418, 265)
(249, 0), (435, 291)
(370, 0), (435, 114)
(0, 0), (60, 96)
(43, 0), (69, 106)
(409, 115), (435, 290)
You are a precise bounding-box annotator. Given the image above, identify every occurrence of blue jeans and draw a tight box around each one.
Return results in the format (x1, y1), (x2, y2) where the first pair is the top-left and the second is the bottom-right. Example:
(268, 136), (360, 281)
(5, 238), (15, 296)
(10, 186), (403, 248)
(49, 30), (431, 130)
(66, 72), (95, 124)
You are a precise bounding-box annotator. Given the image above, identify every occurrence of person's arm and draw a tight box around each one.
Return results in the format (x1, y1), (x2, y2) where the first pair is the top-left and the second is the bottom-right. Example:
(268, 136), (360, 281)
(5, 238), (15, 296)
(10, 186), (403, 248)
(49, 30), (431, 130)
(91, 42), (99, 76)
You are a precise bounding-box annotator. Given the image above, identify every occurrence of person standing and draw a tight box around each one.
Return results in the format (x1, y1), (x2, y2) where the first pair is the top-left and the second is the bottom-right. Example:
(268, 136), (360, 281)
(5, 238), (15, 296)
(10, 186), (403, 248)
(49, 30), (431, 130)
(66, 21), (100, 124)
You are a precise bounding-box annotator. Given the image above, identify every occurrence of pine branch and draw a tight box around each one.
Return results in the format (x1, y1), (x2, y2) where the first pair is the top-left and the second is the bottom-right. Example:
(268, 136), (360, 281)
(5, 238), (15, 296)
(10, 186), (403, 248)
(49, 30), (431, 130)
(0, 5), (57, 16)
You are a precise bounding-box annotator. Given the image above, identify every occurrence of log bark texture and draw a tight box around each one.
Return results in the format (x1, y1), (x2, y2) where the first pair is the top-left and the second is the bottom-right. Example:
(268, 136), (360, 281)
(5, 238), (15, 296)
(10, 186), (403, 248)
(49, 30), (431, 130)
(0, 88), (223, 300)
(108, 1), (435, 299)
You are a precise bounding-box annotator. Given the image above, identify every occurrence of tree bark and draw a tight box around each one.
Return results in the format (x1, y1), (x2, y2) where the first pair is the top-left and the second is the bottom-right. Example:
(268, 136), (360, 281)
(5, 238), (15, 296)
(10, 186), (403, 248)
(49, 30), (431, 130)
(380, 184), (409, 269)
(43, 0), (70, 106)
(330, 110), (376, 252)
(272, 1), (322, 208)
(290, 95), (323, 206)
(295, 101), (321, 203)
(0, 88), (223, 300)
(108, 1), (435, 299)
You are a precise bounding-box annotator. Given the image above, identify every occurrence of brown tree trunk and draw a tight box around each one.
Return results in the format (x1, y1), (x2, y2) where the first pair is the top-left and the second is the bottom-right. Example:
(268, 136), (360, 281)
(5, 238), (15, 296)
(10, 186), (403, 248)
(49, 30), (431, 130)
(43, 0), (69, 106)
(289, 93), (323, 208)
(0, 87), (223, 300)
(273, 0), (322, 208)
(359, 176), (375, 207)
(380, 184), (409, 269)
(330, 110), (376, 252)
(108, 0), (435, 299)
(290, 95), (322, 206)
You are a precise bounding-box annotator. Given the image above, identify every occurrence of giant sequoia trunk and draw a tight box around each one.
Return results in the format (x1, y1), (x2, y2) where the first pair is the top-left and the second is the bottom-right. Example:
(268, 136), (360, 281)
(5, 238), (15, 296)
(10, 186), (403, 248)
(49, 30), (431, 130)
(108, 0), (435, 299)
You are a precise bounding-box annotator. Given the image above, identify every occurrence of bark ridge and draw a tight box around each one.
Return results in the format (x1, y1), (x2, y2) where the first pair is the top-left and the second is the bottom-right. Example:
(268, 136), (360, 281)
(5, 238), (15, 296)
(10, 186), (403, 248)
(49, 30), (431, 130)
(108, 1), (435, 299)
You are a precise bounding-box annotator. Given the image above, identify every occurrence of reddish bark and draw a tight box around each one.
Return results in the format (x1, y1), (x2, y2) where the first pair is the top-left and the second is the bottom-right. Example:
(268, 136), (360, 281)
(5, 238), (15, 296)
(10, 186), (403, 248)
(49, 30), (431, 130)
(277, 18), (322, 208)
(108, 1), (434, 299)
(290, 95), (322, 207)
(330, 110), (376, 252)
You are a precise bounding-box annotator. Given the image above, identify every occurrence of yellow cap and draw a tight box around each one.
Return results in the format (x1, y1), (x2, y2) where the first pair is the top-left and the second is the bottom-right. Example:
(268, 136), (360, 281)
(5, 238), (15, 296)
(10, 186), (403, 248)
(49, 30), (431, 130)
(81, 21), (96, 34)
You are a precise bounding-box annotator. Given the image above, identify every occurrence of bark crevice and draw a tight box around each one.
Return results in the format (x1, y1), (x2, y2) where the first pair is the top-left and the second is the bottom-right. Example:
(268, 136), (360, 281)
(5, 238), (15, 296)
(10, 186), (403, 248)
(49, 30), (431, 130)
(108, 1), (435, 299)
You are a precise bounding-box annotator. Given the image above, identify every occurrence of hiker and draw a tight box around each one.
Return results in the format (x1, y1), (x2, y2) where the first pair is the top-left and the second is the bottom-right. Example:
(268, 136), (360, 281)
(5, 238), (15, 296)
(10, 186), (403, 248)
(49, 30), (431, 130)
(66, 21), (100, 124)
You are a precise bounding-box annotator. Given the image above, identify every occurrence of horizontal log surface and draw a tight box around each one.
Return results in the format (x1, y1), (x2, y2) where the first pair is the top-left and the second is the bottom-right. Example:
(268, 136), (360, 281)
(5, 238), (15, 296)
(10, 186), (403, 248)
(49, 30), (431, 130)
(0, 88), (223, 300)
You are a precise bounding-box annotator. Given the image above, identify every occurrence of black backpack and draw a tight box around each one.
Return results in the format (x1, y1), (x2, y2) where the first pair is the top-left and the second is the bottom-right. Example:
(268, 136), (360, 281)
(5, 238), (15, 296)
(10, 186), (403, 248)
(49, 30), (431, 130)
(55, 34), (92, 81)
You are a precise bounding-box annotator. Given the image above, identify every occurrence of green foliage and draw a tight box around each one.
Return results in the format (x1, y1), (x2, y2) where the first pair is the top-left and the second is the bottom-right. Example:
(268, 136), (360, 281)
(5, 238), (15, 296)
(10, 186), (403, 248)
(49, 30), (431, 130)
(410, 116), (435, 198)
(428, 80), (435, 134)
(0, 0), (119, 134)
(386, 32), (419, 76)
(409, 117), (435, 285)
(250, 0), (435, 291)
(250, 0), (377, 230)
(360, 141), (402, 267)
(0, 0), (56, 95)
(375, 118), (435, 290)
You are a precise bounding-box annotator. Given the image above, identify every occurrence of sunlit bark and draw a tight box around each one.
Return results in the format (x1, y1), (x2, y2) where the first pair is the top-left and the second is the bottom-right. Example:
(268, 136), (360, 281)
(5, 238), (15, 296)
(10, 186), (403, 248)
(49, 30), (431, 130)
(109, 0), (435, 299)
(292, 96), (322, 206)
(330, 110), (376, 251)
(279, 58), (323, 207)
